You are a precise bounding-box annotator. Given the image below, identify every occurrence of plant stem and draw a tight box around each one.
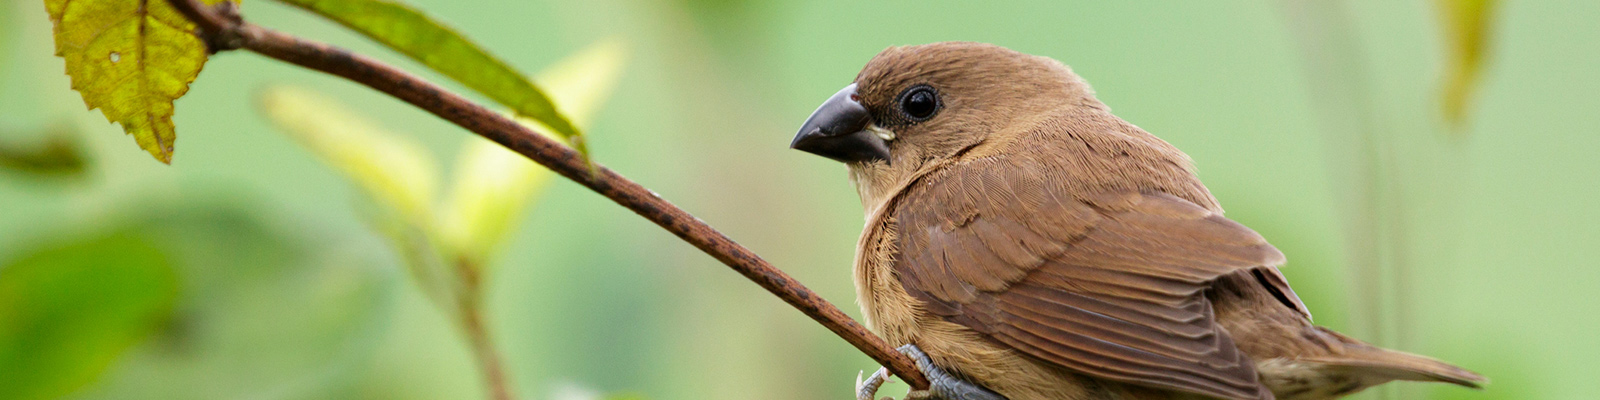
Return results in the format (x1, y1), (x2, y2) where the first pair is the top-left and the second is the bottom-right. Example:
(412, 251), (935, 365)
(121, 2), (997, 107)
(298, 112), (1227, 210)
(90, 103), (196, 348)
(456, 257), (515, 400)
(1280, 1), (1404, 398)
(462, 303), (514, 400)
(166, 0), (931, 391)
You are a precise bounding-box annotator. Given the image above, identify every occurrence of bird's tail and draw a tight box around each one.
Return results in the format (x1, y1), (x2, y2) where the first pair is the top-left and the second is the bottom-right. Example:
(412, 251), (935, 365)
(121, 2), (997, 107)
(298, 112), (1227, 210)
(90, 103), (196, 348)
(1302, 327), (1486, 390)
(1304, 350), (1485, 389)
(1258, 327), (1485, 399)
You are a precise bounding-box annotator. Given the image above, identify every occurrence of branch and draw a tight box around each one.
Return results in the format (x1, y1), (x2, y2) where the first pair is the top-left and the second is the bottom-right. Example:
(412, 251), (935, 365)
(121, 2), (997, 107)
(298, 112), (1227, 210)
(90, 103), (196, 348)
(166, 0), (930, 391)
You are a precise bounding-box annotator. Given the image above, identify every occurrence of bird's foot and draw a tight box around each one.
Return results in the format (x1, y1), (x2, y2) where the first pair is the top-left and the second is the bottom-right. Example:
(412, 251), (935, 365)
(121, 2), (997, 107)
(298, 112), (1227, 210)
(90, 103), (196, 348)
(856, 344), (1007, 400)
(857, 367), (892, 400)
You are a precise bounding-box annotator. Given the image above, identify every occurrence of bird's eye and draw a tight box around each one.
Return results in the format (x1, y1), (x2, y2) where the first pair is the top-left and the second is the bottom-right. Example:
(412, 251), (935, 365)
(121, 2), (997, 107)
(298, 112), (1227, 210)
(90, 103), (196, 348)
(898, 85), (940, 121)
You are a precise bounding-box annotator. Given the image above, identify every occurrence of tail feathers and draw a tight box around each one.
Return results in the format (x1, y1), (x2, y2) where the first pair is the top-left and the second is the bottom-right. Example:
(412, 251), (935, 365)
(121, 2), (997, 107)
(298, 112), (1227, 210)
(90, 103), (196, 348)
(1260, 328), (1486, 399)
(1304, 348), (1486, 389)
(1301, 327), (1486, 390)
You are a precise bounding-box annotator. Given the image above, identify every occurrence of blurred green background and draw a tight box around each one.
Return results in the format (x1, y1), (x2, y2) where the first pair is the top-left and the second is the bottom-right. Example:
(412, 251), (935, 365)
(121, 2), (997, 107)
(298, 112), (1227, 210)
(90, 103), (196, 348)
(1, 0), (1594, 399)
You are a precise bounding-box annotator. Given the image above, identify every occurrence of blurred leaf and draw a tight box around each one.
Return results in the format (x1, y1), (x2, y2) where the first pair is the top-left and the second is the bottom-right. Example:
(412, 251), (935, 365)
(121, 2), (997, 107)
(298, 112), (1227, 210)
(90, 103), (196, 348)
(0, 125), (89, 177)
(69, 202), (393, 400)
(438, 39), (627, 265)
(258, 86), (440, 224)
(0, 232), (178, 400)
(1436, 0), (1496, 132)
(43, 0), (235, 164)
(274, 0), (588, 155)
(258, 86), (452, 305)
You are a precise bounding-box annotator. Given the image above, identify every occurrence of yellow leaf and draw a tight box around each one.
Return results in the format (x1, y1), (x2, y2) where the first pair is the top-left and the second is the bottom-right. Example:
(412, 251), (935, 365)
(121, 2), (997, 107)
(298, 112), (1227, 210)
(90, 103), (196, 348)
(1437, 0), (1496, 132)
(438, 39), (628, 264)
(44, 0), (233, 164)
(257, 86), (439, 224)
(528, 39), (630, 129)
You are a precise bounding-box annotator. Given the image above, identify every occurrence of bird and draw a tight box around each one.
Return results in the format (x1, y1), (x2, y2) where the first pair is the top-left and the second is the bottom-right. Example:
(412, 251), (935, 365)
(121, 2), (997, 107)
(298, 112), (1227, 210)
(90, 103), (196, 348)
(789, 42), (1485, 400)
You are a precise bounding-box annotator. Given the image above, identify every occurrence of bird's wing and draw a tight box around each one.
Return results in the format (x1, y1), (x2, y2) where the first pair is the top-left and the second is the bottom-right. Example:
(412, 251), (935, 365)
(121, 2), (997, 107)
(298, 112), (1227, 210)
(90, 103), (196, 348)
(892, 156), (1289, 400)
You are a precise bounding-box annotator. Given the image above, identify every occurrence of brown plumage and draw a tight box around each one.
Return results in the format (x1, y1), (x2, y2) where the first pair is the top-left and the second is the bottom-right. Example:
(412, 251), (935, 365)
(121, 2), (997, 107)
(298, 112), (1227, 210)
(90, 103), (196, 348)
(792, 42), (1484, 400)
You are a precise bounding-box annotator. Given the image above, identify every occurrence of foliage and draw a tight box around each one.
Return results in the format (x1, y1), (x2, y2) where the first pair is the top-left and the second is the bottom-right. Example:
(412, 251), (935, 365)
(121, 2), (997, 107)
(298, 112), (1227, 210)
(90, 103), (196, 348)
(258, 39), (626, 399)
(42, 0), (235, 163)
(41, 0), (589, 164)
(275, 0), (592, 158)
(260, 84), (450, 299)
(258, 86), (441, 224)
(262, 39), (625, 274)
(73, 204), (393, 400)
(439, 39), (626, 268)
(1436, 0), (1497, 131)
(0, 232), (178, 400)
(0, 127), (87, 177)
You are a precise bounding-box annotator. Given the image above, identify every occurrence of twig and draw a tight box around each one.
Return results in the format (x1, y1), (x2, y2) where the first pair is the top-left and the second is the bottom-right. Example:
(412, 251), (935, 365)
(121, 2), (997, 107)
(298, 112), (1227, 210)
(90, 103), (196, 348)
(166, 0), (931, 391)
(456, 257), (515, 400)
(461, 302), (515, 400)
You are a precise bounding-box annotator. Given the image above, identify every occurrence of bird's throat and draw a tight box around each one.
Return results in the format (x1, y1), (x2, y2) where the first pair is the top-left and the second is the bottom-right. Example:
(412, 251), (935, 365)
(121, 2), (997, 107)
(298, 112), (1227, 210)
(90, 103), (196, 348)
(847, 154), (928, 219)
(848, 163), (900, 217)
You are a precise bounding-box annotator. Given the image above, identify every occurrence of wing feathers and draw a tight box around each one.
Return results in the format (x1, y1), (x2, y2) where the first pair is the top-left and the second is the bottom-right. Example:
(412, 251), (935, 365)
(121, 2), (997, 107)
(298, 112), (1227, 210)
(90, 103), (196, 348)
(992, 321), (1265, 399)
(892, 159), (1290, 399)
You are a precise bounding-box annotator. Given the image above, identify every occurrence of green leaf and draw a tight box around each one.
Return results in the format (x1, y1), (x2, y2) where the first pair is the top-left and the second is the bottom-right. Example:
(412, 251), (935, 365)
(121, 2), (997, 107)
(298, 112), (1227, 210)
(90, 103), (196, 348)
(257, 85), (440, 224)
(1437, 0), (1496, 132)
(0, 125), (90, 177)
(0, 232), (179, 400)
(438, 39), (627, 265)
(43, 0), (234, 164)
(71, 203), (392, 400)
(258, 86), (452, 302)
(275, 0), (586, 152)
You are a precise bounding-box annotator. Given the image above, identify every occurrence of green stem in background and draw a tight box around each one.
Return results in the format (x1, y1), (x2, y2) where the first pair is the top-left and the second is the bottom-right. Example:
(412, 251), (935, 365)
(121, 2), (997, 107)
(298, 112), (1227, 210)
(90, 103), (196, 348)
(166, 0), (933, 391)
(1279, 1), (1403, 398)
(455, 257), (515, 400)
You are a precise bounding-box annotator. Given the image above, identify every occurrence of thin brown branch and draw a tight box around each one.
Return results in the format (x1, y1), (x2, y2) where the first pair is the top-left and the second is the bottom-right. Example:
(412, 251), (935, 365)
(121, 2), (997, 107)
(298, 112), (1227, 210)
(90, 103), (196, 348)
(165, 0), (930, 391)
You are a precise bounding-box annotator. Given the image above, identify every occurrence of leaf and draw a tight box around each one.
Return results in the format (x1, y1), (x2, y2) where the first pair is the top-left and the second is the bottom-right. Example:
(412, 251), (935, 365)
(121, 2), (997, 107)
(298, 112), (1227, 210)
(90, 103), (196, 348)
(258, 86), (453, 303)
(44, 0), (234, 164)
(0, 125), (90, 177)
(438, 39), (627, 265)
(1437, 0), (1496, 132)
(70, 203), (392, 400)
(0, 232), (179, 400)
(257, 86), (440, 224)
(274, 0), (587, 154)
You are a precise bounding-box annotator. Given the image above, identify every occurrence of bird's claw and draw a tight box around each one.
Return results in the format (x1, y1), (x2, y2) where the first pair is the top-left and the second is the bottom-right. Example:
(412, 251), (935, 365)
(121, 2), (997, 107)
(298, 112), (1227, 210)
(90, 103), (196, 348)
(857, 367), (892, 400)
(854, 344), (1008, 400)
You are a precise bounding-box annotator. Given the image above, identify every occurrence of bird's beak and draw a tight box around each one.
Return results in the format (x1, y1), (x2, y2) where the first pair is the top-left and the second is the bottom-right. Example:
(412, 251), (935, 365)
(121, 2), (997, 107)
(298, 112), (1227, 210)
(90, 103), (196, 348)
(790, 83), (890, 164)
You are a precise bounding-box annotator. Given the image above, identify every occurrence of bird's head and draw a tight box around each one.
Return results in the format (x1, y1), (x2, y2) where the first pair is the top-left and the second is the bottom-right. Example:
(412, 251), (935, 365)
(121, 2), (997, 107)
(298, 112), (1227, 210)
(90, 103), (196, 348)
(791, 42), (1102, 208)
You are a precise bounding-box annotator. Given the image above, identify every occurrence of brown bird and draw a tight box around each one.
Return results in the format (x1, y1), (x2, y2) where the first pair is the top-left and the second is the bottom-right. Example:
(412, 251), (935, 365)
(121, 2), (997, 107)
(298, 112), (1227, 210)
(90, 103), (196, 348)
(790, 42), (1485, 400)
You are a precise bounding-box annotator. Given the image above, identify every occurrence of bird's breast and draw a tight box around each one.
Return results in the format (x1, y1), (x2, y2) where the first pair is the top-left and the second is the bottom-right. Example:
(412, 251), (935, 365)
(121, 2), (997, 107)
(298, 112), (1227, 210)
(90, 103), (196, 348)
(853, 214), (915, 342)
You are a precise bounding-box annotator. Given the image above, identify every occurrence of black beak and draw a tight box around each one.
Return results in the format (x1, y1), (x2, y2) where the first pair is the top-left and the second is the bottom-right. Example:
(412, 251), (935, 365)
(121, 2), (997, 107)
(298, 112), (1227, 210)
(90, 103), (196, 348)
(790, 83), (890, 164)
